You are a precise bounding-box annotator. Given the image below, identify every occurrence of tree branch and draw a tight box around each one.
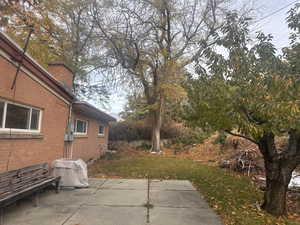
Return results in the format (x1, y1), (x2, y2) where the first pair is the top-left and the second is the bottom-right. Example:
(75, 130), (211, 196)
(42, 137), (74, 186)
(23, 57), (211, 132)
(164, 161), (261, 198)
(224, 130), (258, 145)
(240, 106), (267, 125)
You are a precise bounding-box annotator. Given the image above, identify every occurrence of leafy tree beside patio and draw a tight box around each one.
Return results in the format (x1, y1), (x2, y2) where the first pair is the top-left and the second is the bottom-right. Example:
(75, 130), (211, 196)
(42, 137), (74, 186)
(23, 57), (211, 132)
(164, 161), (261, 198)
(92, 0), (230, 152)
(184, 9), (300, 217)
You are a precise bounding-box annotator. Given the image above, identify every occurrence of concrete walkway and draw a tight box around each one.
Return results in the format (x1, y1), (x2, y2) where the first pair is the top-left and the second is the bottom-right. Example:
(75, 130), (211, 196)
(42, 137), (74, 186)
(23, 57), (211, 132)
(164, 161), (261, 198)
(4, 179), (223, 225)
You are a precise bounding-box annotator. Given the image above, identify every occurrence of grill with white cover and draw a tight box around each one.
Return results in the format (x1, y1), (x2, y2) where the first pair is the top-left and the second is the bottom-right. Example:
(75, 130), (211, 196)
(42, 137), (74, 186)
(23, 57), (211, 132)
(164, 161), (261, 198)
(52, 158), (89, 188)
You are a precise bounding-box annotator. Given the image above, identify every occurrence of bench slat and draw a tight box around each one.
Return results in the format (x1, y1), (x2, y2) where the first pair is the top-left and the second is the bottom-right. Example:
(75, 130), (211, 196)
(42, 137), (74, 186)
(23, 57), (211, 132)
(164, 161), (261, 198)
(0, 163), (58, 202)
(0, 170), (48, 194)
(0, 177), (59, 207)
(0, 163), (48, 176)
(0, 164), (48, 182)
(0, 174), (49, 196)
(0, 176), (56, 198)
(0, 169), (48, 185)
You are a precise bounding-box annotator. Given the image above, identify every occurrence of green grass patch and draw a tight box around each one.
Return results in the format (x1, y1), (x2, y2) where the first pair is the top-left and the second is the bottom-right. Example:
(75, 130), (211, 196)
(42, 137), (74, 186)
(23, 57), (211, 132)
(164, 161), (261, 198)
(89, 157), (299, 225)
(99, 152), (121, 160)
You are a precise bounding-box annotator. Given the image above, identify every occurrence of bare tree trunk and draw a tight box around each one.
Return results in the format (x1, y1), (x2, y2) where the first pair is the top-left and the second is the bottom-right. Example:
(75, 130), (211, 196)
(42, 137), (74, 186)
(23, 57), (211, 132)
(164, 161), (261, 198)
(227, 131), (300, 217)
(150, 97), (163, 153)
(261, 160), (292, 216)
(258, 133), (294, 216)
(151, 108), (162, 153)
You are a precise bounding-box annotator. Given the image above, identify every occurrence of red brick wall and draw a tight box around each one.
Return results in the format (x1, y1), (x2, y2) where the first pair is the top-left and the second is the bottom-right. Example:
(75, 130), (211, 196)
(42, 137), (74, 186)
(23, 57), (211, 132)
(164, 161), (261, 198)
(47, 64), (74, 89)
(72, 112), (108, 161)
(0, 55), (70, 171)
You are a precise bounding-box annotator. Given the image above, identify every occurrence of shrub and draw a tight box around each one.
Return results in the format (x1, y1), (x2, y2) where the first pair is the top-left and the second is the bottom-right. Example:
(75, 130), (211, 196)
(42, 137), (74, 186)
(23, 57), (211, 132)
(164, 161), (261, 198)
(168, 127), (209, 146)
(109, 121), (151, 141)
(213, 133), (227, 145)
(109, 121), (182, 142)
(109, 121), (209, 147)
(136, 142), (152, 151)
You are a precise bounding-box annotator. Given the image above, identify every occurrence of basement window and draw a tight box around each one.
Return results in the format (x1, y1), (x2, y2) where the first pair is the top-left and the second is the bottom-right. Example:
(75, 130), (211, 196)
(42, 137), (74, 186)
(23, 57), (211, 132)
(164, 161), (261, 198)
(75, 119), (88, 135)
(0, 99), (42, 132)
(98, 125), (105, 136)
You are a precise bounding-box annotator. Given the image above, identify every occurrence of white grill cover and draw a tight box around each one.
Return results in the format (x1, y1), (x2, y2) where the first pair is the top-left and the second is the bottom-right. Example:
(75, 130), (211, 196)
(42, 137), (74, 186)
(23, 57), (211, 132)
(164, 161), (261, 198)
(52, 158), (89, 188)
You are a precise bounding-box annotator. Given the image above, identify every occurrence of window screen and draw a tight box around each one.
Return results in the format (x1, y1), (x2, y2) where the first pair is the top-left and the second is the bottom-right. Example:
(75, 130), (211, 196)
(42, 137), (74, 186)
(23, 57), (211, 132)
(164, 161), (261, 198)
(30, 109), (40, 130)
(76, 120), (87, 133)
(99, 125), (104, 135)
(5, 103), (30, 129)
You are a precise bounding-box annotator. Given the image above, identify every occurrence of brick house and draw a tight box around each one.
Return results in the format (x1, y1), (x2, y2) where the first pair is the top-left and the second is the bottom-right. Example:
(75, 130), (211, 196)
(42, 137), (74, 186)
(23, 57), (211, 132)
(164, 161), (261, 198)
(0, 31), (116, 171)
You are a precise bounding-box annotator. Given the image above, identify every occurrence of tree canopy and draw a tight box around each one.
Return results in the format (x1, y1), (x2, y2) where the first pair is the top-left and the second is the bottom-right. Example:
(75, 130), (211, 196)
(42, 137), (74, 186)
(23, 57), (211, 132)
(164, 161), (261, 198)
(0, 0), (110, 104)
(185, 12), (298, 140)
(184, 9), (300, 216)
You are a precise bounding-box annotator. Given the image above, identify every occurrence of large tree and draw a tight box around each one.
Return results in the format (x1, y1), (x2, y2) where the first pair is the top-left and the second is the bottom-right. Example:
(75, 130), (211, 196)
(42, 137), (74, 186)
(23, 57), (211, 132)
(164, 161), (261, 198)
(184, 10), (300, 216)
(92, 0), (229, 152)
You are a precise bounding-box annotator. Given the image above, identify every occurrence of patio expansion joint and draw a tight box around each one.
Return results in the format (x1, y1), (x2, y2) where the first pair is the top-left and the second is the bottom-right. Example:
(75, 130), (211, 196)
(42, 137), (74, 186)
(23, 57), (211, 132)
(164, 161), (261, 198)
(61, 203), (84, 225)
(100, 188), (147, 190)
(60, 180), (110, 225)
(79, 203), (206, 209)
(149, 205), (208, 209)
(91, 179), (109, 193)
(151, 189), (196, 191)
(82, 204), (146, 208)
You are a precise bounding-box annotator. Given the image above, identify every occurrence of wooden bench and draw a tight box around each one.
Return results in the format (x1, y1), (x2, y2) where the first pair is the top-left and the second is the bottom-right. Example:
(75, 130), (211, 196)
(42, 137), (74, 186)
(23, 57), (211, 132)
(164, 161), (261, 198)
(0, 163), (60, 224)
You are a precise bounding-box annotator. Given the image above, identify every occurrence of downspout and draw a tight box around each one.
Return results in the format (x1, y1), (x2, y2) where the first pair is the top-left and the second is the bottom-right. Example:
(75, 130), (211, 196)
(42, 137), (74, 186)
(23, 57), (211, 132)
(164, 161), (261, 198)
(65, 64), (75, 159)
(69, 67), (76, 159)
(64, 102), (73, 159)
(69, 102), (74, 159)
(68, 103), (73, 132)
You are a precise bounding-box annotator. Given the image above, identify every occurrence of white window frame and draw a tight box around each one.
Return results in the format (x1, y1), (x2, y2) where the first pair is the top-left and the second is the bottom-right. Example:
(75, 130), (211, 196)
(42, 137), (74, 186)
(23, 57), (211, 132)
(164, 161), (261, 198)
(74, 119), (88, 135)
(98, 124), (105, 136)
(0, 99), (42, 133)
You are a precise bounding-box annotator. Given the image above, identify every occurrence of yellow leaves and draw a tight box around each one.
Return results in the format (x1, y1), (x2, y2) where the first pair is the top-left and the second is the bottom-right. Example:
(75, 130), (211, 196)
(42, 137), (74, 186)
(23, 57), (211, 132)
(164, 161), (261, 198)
(152, 0), (173, 11)
(238, 122), (263, 141)
(152, 0), (164, 9)
(143, 103), (159, 112)
(157, 57), (182, 74)
(160, 83), (187, 101)
(290, 104), (300, 115)
(2, 0), (64, 67)
(257, 211), (265, 217)
(228, 86), (238, 93)
(213, 204), (219, 209)
(160, 48), (169, 58)
(240, 205), (247, 210)
(249, 125), (263, 140)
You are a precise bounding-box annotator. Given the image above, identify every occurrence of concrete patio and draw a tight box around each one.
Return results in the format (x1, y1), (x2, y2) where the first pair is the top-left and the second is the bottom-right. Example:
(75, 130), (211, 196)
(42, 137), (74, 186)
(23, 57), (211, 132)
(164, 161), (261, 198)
(3, 179), (223, 225)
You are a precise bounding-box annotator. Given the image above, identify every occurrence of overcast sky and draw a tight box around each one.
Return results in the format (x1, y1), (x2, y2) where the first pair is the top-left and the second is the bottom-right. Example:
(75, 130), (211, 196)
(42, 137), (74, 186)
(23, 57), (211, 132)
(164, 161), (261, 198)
(102, 0), (297, 119)
(253, 0), (296, 49)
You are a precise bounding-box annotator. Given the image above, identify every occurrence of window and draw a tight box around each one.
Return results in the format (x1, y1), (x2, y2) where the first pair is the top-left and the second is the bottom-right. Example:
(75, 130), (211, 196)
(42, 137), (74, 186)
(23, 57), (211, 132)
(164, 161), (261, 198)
(98, 125), (105, 136)
(6, 104), (30, 129)
(75, 119), (88, 134)
(30, 109), (40, 130)
(0, 100), (42, 132)
(0, 101), (4, 128)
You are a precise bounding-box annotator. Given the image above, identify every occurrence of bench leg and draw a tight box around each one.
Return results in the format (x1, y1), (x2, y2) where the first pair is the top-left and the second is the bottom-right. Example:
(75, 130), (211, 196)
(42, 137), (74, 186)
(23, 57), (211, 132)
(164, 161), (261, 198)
(34, 192), (39, 207)
(55, 179), (60, 193)
(0, 208), (4, 225)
